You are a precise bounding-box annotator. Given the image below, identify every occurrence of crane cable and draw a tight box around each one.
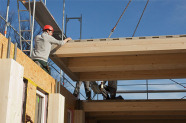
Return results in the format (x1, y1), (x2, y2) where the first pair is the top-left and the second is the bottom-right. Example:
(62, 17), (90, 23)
(170, 79), (186, 88)
(108, 0), (132, 38)
(132, 0), (149, 37)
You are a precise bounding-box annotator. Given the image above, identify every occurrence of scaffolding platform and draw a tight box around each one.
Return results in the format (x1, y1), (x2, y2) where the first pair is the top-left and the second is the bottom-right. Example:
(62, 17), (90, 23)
(23, 1), (65, 40)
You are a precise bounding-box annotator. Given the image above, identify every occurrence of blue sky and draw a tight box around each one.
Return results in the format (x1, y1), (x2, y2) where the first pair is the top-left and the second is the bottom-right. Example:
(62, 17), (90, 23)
(1, 0), (186, 39)
(1, 0), (186, 100)
(46, 0), (186, 39)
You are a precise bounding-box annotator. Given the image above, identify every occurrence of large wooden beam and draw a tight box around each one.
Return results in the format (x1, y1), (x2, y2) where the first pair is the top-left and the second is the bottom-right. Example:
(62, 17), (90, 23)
(86, 111), (186, 120)
(50, 35), (186, 81)
(54, 36), (186, 57)
(78, 69), (186, 81)
(82, 100), (186, 112)
(68, 53), (186, 72)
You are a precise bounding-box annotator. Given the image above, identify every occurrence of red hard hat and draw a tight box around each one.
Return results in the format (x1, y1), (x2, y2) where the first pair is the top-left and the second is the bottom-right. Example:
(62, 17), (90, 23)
(43, 25), (54, 32)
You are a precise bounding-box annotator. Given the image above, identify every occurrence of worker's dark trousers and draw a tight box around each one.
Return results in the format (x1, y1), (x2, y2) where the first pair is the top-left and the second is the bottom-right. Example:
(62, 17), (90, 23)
(73, 81), (91, 99)
(107, 81), (117, 99)
(33, 59), (51, 75)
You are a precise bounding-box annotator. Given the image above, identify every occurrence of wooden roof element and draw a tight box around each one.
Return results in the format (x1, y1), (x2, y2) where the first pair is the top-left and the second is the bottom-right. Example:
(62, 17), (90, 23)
(50, 35), (186, 81)
(83, 99), (186, 122)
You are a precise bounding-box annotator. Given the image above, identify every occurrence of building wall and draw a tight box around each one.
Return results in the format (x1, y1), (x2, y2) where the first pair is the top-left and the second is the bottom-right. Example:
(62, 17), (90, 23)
(60, 85), (77, 123)
(0, 33), (77, 123)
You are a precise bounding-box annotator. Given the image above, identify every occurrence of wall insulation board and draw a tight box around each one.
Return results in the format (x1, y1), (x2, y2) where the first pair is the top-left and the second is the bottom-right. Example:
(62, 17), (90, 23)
(0, 59), (24, 123)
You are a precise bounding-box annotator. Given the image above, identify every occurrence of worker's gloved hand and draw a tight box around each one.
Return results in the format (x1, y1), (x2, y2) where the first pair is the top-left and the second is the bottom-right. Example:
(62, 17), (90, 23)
(63, 37), (72, 44)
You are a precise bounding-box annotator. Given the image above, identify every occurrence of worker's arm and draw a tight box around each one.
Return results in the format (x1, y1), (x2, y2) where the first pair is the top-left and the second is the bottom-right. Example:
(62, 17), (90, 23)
(42, 32), (72, 45)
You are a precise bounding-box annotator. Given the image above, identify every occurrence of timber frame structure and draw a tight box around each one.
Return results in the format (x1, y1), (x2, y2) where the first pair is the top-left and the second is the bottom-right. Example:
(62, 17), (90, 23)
(0, 0), (186, 123)
(51, 34), (186, 81)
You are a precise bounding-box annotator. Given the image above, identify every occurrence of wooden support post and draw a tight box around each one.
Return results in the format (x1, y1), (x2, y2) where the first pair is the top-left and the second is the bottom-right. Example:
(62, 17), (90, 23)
(74, 110), (85, 123)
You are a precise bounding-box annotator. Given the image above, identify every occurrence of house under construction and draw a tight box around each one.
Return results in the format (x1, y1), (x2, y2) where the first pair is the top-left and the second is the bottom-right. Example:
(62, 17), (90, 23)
(0, 0), (186, 123)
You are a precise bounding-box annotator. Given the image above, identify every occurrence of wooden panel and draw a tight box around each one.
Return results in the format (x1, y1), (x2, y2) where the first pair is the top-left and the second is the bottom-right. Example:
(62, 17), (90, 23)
(51, 35), (186, 81)
(82, 100), (186, 112)
(86, 111), (186, 117)
(48, 94), (65, 123)
(68, 53), (186, 72)
(98, 119), (186, 123)
(79, 69), (186, 81)
(94, 115), (186, 120)
(54, 37), (186, 57)
(74, 110), (85, 123)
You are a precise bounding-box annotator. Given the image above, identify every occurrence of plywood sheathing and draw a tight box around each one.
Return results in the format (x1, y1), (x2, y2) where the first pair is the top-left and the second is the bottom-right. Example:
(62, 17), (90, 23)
(51, 34), (186, 81)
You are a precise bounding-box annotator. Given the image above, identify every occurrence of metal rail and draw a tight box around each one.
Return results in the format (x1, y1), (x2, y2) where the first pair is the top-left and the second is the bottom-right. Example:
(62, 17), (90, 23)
(117, 90), (186, 93)
(49, 63), (86, 99)
(118, 83), (186, 86)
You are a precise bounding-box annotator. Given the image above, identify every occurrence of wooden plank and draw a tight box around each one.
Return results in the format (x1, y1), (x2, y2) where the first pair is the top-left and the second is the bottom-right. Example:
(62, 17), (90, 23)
(79, 69), (186, 81)
(86, 111), (186, 117)
(98, 119), (186, 123)
(82, 100), (186, 112)
(54, 37), (186, 57)
(94, 115), (186, 120)
(68, 53), (186, 72)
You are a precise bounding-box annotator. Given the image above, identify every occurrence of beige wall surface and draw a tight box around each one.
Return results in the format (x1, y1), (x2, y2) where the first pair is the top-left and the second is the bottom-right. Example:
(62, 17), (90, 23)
(48, 94), (65, 123)
(0, 59), (24, 123)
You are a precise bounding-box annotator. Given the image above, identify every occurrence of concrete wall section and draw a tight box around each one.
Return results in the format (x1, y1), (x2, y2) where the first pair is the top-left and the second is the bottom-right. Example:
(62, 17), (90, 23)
(48, 94), (65, 123)
(0, 59), (24, 123)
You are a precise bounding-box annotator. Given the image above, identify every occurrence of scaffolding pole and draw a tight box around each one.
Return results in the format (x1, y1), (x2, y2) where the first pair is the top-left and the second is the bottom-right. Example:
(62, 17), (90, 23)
(62, 0), (65, 41)
(65, 15), (82, 39)
(30, 0), (36, 57)
(5, 0), (10, 38)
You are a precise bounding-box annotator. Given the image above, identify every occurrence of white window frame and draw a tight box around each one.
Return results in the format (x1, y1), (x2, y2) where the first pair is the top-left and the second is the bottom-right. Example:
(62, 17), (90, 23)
(36, 90), (46, 123)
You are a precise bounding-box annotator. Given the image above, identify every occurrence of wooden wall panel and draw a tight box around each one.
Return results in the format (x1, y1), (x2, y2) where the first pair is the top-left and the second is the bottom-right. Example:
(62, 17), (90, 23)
(83, 100), (186, 112)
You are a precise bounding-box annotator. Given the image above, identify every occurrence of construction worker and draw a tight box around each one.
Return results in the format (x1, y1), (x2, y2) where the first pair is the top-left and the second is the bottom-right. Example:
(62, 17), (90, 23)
(31, 25), (72, 74)
(101, 80), (117, 99)
(73, 81), (91, 100)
